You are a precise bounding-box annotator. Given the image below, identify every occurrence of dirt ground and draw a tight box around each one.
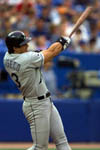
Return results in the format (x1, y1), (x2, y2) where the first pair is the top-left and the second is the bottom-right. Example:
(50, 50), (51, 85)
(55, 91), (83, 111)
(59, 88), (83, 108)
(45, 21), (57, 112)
(0, 143), (100, 149)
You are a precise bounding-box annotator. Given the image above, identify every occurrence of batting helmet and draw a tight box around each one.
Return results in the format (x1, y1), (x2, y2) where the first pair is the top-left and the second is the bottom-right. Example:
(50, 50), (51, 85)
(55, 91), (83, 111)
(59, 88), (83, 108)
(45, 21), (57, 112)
(5, 31), (32, 54)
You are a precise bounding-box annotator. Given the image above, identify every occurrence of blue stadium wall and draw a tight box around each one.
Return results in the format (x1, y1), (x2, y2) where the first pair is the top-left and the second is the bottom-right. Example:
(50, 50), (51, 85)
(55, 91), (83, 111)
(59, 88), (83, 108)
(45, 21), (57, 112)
(0, 98), (100, 142)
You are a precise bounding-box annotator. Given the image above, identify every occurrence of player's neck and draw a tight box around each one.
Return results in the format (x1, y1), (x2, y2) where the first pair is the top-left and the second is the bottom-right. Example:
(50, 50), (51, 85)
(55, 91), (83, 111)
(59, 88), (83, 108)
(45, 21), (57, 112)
(14, 51), (23, 54)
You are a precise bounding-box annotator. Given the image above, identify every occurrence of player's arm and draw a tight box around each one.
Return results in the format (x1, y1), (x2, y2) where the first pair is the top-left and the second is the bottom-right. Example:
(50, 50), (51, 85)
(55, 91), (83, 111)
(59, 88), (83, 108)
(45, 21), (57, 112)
(41, 37), (71, 64)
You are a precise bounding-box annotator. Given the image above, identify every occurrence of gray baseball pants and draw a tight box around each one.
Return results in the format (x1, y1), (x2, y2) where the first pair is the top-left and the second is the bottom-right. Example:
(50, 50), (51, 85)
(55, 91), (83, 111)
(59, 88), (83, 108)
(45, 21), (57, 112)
(22, 97), (71, 150)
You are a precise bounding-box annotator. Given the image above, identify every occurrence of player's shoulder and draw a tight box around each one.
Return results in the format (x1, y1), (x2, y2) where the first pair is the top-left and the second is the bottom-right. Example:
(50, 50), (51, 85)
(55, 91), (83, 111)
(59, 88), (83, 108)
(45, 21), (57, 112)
(4, 52), (11, 60)
(20, 51), (39, 61)
(4, 52), (9, 56)
(21, 51), (34, 58)
(26, 51), (43, 57)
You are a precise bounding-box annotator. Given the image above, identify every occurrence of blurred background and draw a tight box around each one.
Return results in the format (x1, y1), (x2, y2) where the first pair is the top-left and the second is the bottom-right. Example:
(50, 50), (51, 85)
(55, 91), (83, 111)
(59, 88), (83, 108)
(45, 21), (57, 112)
(0, 0), (100, 143)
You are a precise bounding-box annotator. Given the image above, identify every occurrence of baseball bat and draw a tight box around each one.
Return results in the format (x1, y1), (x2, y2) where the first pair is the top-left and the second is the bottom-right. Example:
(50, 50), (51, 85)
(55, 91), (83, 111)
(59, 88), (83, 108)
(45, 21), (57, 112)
(69, 6), (93, 38)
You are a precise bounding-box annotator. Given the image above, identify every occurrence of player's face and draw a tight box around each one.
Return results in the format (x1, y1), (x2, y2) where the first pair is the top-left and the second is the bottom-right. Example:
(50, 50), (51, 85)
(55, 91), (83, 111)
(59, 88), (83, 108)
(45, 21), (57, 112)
(21, 44), (29, 53)
(14, 43), (29, 54)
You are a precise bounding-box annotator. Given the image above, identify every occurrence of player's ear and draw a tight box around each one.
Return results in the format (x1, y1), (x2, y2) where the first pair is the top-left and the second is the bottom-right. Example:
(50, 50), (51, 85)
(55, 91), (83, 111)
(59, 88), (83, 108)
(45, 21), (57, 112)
(13, 47), (19, 53)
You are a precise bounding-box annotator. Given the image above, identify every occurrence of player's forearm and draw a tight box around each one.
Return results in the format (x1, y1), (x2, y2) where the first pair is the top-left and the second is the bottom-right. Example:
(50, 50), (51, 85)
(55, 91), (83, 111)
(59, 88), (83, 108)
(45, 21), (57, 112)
(42, 42), (62, 63)
(42, 37), (71, 63)
(47, 42), (63, 56)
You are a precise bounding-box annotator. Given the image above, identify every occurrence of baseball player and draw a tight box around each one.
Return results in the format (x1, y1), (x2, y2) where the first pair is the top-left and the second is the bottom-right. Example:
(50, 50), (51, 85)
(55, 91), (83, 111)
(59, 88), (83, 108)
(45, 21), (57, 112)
(3, 31), (71, 150)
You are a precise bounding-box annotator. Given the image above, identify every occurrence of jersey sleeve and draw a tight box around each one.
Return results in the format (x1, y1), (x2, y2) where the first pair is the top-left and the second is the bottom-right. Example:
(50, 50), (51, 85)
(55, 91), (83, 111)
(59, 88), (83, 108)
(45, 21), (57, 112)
(29, 51), (44, 68)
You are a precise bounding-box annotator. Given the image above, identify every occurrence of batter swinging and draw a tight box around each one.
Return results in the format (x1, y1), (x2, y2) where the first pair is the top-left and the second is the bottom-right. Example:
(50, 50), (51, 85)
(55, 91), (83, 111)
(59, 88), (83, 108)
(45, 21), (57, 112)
(4, 31), (71, 150)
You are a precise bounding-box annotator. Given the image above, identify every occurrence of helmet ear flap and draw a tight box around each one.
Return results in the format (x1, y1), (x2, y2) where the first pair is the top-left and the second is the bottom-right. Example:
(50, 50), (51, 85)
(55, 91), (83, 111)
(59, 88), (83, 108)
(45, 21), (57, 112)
(7, 47), (14, 54)
(5, 38), (14, 54)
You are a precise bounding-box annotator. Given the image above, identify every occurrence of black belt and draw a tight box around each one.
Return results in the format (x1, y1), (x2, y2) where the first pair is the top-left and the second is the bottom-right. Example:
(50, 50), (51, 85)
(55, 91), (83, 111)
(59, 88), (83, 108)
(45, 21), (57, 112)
(38, 92), (51, 100)
(23, 92), (51, 100)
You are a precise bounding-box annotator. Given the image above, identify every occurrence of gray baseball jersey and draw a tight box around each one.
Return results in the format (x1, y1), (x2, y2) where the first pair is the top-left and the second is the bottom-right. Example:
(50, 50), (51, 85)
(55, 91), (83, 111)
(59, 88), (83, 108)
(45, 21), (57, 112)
(4, 51), (71, 150)
(4, 51), (48, 98)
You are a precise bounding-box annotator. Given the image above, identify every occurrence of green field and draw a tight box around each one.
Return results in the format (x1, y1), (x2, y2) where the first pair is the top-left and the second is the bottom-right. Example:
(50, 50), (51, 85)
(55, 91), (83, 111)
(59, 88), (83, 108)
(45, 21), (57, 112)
(0, 148), (100, 150)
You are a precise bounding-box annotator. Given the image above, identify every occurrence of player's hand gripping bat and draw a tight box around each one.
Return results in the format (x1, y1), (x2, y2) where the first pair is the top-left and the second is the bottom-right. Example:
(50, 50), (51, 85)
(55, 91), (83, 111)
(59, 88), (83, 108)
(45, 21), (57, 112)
(68, 6), (93, 38)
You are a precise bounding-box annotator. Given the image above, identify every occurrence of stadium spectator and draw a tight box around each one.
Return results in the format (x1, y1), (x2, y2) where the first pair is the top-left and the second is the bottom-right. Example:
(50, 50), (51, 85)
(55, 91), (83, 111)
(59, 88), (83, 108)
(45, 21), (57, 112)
(76, 40), (90, 53)
(49, 24), (60, 43)
(72, 28), (90, 53)
(16, 0), (34, 14)
(30, 17), (50, 39)
(35, 35), (50, 51)
(57, 0), (76, 19)
(74, 0), (92, 7)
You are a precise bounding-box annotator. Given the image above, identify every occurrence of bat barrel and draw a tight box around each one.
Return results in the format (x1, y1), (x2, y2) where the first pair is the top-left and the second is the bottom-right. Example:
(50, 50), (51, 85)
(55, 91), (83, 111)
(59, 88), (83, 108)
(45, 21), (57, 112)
(69, 6), (93, 38)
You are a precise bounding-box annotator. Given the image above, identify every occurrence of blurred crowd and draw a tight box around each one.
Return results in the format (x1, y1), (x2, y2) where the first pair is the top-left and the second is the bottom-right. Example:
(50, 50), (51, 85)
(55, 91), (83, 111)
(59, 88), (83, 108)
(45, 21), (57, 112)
(0, 0), (100, 53)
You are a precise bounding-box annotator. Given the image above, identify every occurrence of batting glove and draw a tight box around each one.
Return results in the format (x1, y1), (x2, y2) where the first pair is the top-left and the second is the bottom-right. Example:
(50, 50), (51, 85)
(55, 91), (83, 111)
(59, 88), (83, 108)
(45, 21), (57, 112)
(57, 36), (71, 50)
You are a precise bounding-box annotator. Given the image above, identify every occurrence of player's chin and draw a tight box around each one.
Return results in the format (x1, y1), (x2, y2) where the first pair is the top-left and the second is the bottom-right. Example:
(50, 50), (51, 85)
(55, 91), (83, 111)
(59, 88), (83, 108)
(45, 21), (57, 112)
(24, 48), (28, 53)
